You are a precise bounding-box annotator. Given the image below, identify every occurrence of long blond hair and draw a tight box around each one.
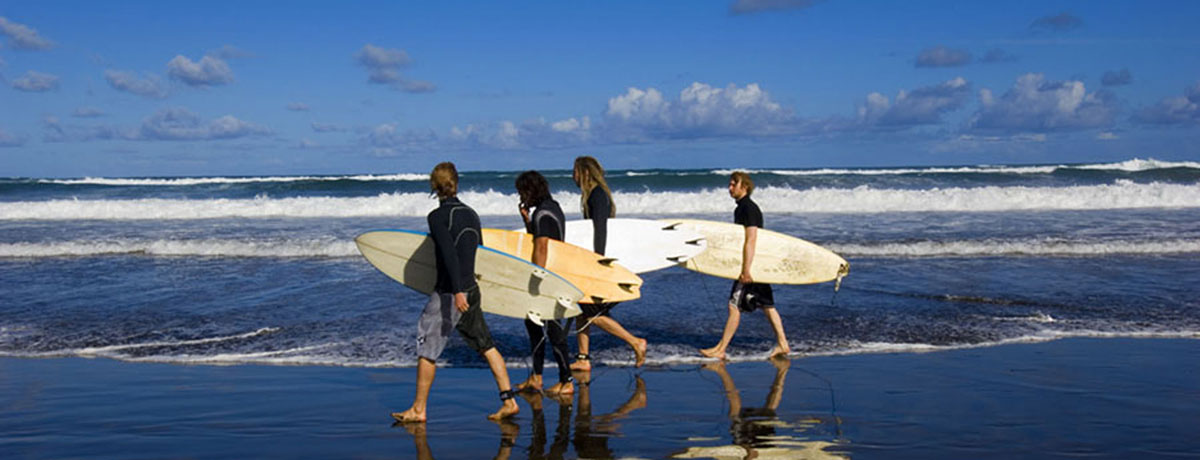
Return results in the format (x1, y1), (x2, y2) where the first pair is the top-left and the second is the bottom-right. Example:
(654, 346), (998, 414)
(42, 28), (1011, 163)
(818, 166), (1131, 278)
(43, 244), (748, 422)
(574, 156), (616, 218)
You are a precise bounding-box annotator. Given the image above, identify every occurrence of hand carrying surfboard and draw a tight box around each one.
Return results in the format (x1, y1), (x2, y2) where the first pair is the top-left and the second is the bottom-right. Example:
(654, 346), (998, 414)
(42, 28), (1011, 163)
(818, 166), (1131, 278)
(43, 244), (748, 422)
(558, 218), (707, 274)
(482, 228), (643, 304)
(661, 219), (849, 286)
(355, 230), (584, 322)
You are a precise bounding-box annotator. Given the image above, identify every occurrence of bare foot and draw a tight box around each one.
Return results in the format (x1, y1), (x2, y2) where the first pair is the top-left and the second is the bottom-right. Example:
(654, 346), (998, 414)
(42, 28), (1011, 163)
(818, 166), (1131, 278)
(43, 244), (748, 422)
(633, 338), (647, 367)
(391, 407), (426, 423)
(699, 346), (725, 360)
(487, 399), (520, 420)
(545, 381), (575, 396)
(516, 375), (543, 393)
(570, 359), (591, 372)
(769, 345), (791, 359)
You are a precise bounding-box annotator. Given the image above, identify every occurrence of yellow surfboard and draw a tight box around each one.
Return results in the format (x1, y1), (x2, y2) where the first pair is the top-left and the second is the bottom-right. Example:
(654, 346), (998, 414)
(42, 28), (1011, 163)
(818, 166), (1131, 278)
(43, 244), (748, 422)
(482, 228), (643, 304)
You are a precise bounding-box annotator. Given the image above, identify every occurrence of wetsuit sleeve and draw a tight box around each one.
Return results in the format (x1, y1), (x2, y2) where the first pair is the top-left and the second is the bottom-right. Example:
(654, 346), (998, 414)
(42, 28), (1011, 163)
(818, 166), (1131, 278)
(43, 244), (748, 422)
(533, 211), (562, 241)
(428, 213), (464, 293)
(587, 190), (610, 255)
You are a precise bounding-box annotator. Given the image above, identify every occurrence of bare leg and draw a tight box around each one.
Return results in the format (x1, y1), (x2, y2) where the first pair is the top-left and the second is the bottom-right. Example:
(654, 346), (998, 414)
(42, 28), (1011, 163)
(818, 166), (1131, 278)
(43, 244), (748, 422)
(591, 316), (647, 367)
(392, 357), (436, 423)
(701, 303), (741, 360)
(762, 307), (790, 358)
(483, 348), (520, 420)
(570, 323), (592, 371)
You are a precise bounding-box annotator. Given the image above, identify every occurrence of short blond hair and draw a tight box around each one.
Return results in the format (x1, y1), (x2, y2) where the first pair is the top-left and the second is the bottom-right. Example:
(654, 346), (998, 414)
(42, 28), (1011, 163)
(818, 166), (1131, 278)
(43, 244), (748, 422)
(430, 162), (458, 198)
(730, 171), (754, 196)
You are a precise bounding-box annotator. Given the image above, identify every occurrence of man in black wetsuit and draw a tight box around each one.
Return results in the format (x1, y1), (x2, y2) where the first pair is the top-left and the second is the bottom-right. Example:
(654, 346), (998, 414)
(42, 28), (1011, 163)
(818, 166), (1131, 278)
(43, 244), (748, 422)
(513, 170), (575, 396)
(391, 162), (519, 423)
(700, 171), (791, 360)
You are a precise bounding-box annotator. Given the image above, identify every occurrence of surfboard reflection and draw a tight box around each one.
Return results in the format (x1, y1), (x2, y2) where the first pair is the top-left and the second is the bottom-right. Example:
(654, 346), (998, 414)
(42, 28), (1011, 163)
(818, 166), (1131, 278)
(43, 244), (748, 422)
(672, 358), (849, 460)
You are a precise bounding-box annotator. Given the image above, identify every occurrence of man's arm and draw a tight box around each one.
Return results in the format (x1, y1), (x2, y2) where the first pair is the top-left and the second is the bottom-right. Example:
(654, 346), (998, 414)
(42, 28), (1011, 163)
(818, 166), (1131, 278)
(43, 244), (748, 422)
(739, 225), (757, 284)
(428, 215), (469, 312)
(533, 236), (550, 268)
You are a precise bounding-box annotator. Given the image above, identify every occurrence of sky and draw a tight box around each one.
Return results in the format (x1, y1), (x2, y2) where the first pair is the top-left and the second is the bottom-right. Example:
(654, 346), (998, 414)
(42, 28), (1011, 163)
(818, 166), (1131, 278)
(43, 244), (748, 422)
(2, 0), (1199, 177)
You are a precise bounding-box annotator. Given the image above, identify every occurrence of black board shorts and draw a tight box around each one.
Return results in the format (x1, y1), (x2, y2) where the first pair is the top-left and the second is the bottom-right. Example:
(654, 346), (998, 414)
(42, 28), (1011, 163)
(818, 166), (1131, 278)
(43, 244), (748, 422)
(729, 281), (775, 312)
(416, 286), (493, 361)
(579, 301), (618, 319)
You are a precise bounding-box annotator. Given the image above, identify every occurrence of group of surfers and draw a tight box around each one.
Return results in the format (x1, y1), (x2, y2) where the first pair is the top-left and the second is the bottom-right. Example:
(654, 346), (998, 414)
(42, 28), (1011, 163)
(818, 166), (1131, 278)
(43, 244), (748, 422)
(390, 157), (791, 423)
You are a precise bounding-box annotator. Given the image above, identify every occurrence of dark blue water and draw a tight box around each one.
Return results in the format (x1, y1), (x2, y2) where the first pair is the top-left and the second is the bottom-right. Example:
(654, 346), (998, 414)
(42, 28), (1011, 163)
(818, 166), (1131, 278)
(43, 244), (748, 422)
(1, 158), (1198, 367)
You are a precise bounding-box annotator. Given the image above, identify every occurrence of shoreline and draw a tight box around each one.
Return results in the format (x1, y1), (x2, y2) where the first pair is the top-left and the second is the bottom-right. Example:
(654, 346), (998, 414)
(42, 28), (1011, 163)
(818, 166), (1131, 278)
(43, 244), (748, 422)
(4, 337), (1199, 459)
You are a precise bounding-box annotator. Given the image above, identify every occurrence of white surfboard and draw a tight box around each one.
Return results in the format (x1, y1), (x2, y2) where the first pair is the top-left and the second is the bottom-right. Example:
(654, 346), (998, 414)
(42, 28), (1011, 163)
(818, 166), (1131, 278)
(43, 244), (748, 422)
(661, 219), (849, 286)
(549, 218), (708, 274)
(356, 229), (583, 321)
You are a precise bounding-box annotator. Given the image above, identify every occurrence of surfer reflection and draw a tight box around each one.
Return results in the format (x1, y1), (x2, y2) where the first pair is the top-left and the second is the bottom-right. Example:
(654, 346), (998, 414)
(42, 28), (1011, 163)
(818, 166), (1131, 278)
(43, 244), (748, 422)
(518, 390), (572, 459)
(396, 418), (521, 460)
(573, 371), (649, 459)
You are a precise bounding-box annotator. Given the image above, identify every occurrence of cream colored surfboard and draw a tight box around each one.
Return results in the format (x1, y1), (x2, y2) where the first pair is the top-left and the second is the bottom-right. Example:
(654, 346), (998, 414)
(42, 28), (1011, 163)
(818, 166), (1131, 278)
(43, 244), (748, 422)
(482, 228), (643, 304)
(561, 218), (707, 274)
(662, 219), (849, 285)
(355, 229), (583, 321)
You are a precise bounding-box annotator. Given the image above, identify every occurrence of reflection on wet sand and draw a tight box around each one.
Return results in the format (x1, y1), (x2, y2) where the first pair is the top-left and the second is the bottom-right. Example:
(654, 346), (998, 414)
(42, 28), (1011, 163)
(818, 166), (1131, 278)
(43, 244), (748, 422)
(574, 372), (648, 459)
(672, 357), (849, 460)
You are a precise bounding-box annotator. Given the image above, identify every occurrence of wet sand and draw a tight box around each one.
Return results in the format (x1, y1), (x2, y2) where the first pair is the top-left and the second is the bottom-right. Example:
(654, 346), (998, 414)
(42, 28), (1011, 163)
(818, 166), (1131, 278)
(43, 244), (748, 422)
(2, 337), (1198, 459)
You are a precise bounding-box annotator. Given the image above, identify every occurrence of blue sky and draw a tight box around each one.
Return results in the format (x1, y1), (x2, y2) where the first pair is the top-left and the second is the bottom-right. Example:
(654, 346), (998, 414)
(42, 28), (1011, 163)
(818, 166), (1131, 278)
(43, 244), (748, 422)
(2, 0), (1199, 177)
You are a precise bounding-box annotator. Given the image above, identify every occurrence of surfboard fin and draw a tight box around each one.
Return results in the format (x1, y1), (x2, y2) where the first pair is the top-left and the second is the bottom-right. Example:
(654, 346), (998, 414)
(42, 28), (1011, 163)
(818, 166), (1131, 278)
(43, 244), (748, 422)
(597, 257), (619, 267)
(834, 263), (850, 292)
(666, 255), (687, 263)
(530, 268), (547, 280)
(661, 222), (682, 231)
(556, 296), (576, 310)
(527, 311), (544, 327)
(590, 295), (606, 303)
(618, 283), (638, 292)
(685, 238), (705, 246)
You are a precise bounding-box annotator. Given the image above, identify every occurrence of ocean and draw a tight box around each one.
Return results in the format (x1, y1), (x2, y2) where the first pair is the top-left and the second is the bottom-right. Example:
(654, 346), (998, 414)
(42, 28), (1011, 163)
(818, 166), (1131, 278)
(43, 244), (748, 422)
(2, 158), (1198, 368)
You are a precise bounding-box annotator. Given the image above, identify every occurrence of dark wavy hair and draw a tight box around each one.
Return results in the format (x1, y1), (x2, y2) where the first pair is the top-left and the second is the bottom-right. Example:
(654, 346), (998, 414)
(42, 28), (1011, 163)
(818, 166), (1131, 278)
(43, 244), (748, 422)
(515, 170), (551, 207)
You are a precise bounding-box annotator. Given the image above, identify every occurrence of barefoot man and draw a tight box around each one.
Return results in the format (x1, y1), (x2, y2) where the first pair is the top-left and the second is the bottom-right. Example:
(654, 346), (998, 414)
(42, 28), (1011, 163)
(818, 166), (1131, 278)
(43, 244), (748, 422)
(700, 171), (791, 360)
(392, 162), (519, 423)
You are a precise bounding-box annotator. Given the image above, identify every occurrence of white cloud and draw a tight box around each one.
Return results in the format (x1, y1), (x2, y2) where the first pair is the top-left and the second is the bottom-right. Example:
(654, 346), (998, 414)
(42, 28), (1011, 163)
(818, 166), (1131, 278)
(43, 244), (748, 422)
(968, 73), (1117, 132)
(104, 70), (168, 99)
(287, 102), (310, 112)
(166, 55), (234, 87)
(605, 82), (793, 139)
(355, 44), (435, 93)
(0, 16), (53, 50)
(11, 70), (59, 92)
(1096, 131), (1119, 140)
(915, 46), (971, 68)
(729, 0), (818, 15)
(1133, 82), (1200, 125)
(136, 108), (267, 140)
(858, 77), (970, 127)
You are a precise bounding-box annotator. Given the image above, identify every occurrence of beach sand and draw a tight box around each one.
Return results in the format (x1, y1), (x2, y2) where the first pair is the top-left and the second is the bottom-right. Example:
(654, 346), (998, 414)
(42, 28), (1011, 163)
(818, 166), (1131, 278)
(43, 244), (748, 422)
(3, 337), (1197, 459)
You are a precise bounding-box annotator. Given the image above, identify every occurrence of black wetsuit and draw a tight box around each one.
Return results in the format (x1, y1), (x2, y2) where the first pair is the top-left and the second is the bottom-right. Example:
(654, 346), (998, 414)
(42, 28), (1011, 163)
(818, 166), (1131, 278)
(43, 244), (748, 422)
(580, 187), (617, 318)
(730, 195), (775, 312)
(425, 197), (493, 354)
(524, 197), (573, 383)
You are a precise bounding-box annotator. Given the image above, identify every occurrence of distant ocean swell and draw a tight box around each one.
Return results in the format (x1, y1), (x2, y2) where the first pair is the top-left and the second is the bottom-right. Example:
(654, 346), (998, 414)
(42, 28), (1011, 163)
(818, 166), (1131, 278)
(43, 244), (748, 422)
(3, 237), (1197, 258)
(2, 181), (1198, 220)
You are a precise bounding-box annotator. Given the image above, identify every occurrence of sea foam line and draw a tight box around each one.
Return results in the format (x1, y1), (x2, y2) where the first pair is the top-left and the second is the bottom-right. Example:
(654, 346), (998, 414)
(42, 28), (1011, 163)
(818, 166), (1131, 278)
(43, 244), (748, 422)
(36, 173), (427, 186)
(713, 158), (1200, 176)
(830, 238), (1200, 257)
(2, 181), (1199, 220)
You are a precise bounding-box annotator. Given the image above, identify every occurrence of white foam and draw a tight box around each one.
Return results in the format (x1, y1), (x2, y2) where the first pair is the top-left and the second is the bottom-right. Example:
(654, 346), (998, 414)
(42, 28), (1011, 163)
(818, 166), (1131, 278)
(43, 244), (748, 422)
(830, 238), (1200, 258)
(3, 181), (1198, 220)
(37, 173), (427, 186)
(0, 238), (359, 258)
(712, 158), (1200, 176)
